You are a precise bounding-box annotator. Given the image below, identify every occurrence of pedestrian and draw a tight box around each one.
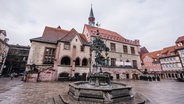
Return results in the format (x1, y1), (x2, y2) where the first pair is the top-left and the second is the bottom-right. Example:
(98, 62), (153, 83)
(10, 73), (14, 80)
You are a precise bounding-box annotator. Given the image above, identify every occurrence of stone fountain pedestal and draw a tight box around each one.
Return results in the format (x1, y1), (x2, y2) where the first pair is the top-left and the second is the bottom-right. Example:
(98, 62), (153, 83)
(66, 72), (149, 104)
(68, 81), (134, 104)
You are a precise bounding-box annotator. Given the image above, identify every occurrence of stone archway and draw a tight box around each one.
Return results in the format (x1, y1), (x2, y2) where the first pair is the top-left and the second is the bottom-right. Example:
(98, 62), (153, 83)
(82, 58), (88, 66)
(126, 74), (129, 79)
(132, 74), (138, 80)
(61, 56), (71, 65)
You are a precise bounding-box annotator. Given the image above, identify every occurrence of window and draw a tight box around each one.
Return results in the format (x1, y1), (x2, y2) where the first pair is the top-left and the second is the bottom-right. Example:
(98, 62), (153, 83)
(110, 43), (116, 52)
(130, 47), (135, 54)
(82, 58), (88, 66)
(61, 56), (70, 65)
(64, 43), (70, 50)
(43, 48), (55, 64)
(111, 58), (116, 66)
(132, 60), (137, 68)
(162, 53), (166, 57)
(81, 45), (84, 52)
(123, 45), (128, 54)
(171, 52), (175, 55)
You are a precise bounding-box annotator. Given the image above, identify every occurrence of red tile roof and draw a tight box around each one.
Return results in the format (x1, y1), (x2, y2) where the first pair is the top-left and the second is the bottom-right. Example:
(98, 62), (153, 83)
(176, 45), (184, 50)
(161, 45), (177, 57)
(80, 34), (88, 45)
(84, 24), (140, 45)
(59, 28), (89, 45)
(31, 26), (69, 44)
(30, 26), (88, 45)
(150, 50), (162, 59)
(141, 53), (150, 60)
(59, 28), (78, 42)
(176, 36), (184, 43)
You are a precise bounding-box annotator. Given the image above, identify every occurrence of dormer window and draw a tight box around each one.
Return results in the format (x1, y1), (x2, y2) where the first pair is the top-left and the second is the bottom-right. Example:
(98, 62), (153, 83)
(162, 53), (166, 57)
(171, 52), (175, 55)
(177, 42), (183, 46)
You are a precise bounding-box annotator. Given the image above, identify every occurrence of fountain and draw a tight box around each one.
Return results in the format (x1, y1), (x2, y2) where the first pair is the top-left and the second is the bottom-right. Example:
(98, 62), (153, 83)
(66, 30), (147, 104)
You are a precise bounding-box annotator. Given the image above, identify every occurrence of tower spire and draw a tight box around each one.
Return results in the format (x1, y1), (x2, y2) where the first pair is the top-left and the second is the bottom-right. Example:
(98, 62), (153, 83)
(88, 4), (95, 27)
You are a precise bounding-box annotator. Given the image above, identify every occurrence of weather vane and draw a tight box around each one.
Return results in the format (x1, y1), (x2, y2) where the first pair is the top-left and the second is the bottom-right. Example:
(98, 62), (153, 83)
(96, 22), (101, 28)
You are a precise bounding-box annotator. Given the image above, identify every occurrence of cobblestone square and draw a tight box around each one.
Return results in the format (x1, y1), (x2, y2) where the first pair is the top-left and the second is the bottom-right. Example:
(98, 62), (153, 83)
(0, 78), (184, 104)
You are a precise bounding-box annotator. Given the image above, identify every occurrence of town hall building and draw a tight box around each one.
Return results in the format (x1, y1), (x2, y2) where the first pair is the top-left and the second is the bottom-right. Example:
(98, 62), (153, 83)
(26, 7), (142, 81)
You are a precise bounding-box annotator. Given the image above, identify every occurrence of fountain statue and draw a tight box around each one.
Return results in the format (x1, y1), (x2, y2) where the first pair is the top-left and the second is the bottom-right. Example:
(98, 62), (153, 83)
(67, 29), (148, 104)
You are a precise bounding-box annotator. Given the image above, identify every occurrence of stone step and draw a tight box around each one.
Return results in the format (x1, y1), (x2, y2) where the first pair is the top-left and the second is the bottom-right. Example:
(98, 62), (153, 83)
(53, 95), (64, 104)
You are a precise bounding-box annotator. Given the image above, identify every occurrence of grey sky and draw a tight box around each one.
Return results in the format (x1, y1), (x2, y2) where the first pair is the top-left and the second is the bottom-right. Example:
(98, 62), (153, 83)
(1, 0), (184, 52)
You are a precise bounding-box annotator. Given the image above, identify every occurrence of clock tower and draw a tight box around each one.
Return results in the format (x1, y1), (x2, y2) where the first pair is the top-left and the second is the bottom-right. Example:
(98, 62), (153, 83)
(88, 6), (95, 27)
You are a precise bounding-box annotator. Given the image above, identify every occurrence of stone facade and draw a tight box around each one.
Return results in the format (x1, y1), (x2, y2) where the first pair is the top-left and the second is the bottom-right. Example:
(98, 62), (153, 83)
(27, 41), (56, 65)
(83, 24), (142, 80)
(54, 34), (90, 78)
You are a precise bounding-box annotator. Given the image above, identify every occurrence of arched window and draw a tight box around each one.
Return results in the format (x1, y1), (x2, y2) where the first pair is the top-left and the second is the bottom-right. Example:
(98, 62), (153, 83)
(82, 58), (88, 66)
(75, 57), (80, 66)
(59, 72), (69, 77)
(61, 56), (70, 65)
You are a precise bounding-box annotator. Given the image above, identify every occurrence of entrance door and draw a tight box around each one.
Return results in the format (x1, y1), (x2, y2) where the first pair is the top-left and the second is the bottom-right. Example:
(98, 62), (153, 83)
(82, 73), (87, 81)
(132, 74), (138, 80)
(126, 74), (129, 79)
(116, 74), (120, 79)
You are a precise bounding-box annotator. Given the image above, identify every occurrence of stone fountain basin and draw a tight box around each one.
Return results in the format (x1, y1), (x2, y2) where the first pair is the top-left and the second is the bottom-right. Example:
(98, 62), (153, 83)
(68, 81), (134, 104)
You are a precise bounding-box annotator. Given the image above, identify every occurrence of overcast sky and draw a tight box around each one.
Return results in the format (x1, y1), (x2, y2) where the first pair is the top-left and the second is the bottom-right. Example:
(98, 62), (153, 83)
(1, 0), (184, 52)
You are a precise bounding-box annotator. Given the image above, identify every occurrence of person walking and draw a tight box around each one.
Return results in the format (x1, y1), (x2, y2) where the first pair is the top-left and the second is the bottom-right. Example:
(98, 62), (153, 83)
(10, 73), (14, 80)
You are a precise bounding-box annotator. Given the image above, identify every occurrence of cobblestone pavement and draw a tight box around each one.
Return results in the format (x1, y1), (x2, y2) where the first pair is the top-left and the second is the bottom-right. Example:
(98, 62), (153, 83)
(0, 78), (184, 104)
(121, 80), (184, 104)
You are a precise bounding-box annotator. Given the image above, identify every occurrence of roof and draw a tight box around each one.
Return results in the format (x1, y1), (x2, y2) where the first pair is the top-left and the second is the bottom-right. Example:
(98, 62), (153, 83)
(140, 47), (149, 55)
(9, 44), (30, 49)
(84, 24), (140, 46)
(141, 45), (178, 60)
(58, 28), (89, 45)
(149, 50), (162, 59)
(30, 26), (88, 45)
(59, 28), (78, 42)
(80, 34), (89, 45)
(141, 53), (150, 60)
(161, 45), (177, 57)
(89, 7), (95, 18)
(30, 26), (69, 44)
(176, 36), (184, 43)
